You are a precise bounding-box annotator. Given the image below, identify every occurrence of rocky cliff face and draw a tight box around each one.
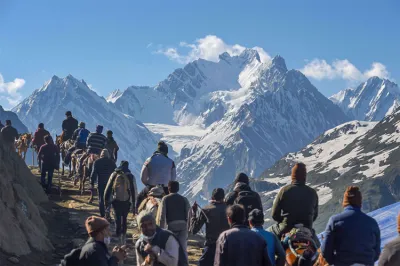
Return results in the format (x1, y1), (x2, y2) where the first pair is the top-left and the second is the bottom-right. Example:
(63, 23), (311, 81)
(0, 135), (52, 256)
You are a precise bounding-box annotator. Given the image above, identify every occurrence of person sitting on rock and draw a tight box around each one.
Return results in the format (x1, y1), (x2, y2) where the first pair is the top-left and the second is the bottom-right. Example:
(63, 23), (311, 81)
(60, 216), (126, 266)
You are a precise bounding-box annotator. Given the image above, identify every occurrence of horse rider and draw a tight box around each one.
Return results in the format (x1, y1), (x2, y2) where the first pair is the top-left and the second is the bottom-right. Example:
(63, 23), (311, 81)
(32, 123), (50, 171)
(136, 141), (176, 210)
(79, 125), (107, 173)
(64, 122), (89, 165)
(62, 111), (78, 141)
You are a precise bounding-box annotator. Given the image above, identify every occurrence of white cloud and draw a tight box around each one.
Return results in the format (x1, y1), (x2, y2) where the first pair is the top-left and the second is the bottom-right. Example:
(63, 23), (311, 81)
(0, 73), (25, 106)
(301, 59), (390, 82)
(156, 35), (271, 64)
(364, 62), (390, 79)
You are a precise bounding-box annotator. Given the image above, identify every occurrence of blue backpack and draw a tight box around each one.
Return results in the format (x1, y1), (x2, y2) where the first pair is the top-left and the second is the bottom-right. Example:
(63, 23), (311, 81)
(77, 128), (89, 144)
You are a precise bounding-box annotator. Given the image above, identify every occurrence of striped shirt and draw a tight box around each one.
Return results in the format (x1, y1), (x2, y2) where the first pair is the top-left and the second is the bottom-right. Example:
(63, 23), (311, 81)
(86, 133), (107, 153)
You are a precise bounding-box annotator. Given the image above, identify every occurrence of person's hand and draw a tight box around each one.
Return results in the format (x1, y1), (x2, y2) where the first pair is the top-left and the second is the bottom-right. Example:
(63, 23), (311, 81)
(112, 246), (127, 261)
(144, 244), (154, 254)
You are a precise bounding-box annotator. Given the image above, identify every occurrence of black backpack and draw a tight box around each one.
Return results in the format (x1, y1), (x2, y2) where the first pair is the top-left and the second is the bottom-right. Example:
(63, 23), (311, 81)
(234, 190), (261, 217)
(60, 248), (81, 266)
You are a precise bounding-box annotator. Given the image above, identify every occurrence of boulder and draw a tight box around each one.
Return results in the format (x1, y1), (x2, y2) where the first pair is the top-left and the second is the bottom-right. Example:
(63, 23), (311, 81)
(0, 134), (53, 255)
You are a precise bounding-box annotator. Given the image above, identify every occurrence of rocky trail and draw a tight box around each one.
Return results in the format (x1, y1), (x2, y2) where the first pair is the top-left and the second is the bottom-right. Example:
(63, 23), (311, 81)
(1, 167), (203, 266)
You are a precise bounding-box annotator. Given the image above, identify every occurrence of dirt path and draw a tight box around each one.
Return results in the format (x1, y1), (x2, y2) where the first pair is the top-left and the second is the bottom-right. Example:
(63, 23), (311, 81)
(1, 168), (203, 266)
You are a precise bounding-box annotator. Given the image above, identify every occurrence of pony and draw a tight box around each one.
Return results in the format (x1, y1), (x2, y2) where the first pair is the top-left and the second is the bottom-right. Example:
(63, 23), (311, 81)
(56, 134), (75, 177)
(79, 153), (99, 198)
(16, 133), (32, 161)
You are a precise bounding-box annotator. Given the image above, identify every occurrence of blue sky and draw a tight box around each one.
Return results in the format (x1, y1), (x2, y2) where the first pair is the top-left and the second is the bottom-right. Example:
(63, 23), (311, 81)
(0, 0), (399, 109)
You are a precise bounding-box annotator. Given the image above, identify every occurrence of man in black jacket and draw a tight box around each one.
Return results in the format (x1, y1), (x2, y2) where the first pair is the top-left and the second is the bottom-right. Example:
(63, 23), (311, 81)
(0, 120), (18, 148)
(91, 149), (117, 218)
(191, 188), (230, 266)
(214, 204), (272, 266)
(62, 111), (78, 141)
(60, 216), (126, 266)
(224, 173), (263, 222)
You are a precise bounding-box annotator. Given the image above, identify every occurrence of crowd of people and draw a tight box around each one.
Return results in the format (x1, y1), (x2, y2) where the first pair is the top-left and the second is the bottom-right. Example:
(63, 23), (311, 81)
(1, 111), (400, 266)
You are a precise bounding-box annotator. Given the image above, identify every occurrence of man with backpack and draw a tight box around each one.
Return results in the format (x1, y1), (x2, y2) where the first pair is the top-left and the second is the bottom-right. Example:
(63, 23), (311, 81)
(72, 122), (90, 149)
(224, 173), (263, 224)
(60, 216), (127, 266)
(190, 188), (230, 266)
(157, 181), (190, 257)
(90, 149), (116, 218)
(104, 160), (137, 245)
(138, 141), (176, 210)
(136, 212), (188, 266)
(38, 135), (60, 194)
(270, 163), (319, 239)
(249, 209), (285, 266)
(214, 204), (272, 266)
(321, 186), (381, 266)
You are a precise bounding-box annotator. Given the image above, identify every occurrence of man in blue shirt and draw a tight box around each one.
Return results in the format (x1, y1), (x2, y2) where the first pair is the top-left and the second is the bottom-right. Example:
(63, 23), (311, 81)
(249, 209), (285, 266)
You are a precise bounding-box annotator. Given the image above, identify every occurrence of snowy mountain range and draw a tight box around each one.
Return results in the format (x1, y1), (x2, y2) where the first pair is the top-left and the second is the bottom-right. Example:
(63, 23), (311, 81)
(0, 105), (28, 133)
(330, 77), (400, 121)
(259, 109), (400, 232)
(12, 75), (157, 174)
(12, 49), (352, 203)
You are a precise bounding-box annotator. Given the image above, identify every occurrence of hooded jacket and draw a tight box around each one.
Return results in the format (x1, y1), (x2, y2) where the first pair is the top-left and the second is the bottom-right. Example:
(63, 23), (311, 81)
(271, 180), (318, 234)
(224, 182), (263, 210)
(141, 152), (176, 186)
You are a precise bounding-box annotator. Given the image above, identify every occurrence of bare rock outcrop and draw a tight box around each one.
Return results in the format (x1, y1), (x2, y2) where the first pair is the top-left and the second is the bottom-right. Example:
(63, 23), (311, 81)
(0, 135), (53, 255)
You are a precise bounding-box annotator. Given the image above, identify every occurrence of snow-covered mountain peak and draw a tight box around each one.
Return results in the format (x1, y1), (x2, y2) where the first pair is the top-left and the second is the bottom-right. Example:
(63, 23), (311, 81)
(269, 55), (287, 72)
(330, 77), (400, 121)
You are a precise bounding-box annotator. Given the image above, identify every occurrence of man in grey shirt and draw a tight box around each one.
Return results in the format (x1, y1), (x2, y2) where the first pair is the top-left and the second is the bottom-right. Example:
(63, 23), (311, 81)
(137, 141), (176, 210)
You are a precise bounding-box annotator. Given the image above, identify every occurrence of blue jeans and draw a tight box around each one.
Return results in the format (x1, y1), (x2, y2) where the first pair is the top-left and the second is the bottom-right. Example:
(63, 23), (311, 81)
(199, 243), (216, 266)
(98, 185), (106, 217)
(41, 165), (54, 192)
